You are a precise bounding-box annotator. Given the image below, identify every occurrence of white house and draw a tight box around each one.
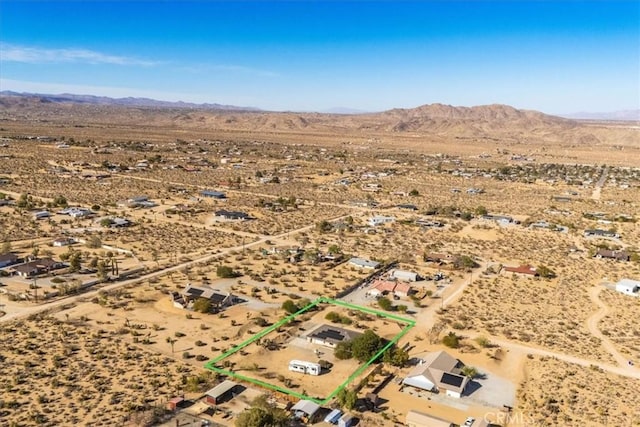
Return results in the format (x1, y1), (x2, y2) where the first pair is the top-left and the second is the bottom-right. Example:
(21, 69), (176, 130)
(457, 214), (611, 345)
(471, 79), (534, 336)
(367, 215), (395, 227)
(615, 279), (640, 297)
(52, 237), (75, 247)
(288, 360), (321, 376)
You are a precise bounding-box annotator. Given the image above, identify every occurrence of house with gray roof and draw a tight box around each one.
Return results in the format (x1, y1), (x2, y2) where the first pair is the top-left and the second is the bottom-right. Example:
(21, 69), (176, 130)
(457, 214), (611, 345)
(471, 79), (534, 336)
(306, 324), (363, 348)
(402, 350), (470, 398)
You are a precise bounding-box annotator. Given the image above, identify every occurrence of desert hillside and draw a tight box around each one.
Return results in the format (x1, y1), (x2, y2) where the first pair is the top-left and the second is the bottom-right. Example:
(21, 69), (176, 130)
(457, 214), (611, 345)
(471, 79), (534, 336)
(2, 94), (637, 149)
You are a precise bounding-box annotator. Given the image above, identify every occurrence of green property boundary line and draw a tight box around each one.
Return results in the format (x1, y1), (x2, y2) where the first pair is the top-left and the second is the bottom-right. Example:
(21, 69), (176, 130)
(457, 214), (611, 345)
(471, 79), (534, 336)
(203, 297), (415, 405)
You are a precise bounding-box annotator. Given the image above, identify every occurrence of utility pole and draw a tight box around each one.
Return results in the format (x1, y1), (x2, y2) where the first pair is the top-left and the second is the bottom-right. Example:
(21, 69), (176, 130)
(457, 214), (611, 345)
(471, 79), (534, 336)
(33, 276), (38, 302)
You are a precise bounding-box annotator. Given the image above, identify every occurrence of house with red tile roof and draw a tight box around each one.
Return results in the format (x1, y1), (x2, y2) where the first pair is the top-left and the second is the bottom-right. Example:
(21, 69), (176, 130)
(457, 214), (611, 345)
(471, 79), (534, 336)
(501, 264), (539, 277)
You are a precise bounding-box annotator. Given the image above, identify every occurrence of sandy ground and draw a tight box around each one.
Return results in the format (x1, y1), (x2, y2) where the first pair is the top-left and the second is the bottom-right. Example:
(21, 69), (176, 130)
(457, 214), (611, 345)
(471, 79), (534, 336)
(1, 130), (639, 426)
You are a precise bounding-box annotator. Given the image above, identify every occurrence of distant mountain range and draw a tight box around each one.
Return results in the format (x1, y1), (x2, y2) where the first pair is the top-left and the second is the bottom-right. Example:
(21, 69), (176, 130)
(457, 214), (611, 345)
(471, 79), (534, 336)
(2, 90), (636, 122)
(1, 91), (638, 149)
(559, 110), (640, 121)
(0, 90), (261, 112)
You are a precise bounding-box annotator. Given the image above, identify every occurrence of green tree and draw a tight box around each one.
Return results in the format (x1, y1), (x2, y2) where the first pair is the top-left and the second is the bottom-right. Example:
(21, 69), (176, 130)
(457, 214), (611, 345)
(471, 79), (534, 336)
(99, 218), (113, 228)
(409, 189), (420, 196)
(336, 388), (357, 410)
(351, 330), (385, 362)
(303, 248), (320, 264)
(383, 347), (410, 367)
(68, 252), (82, 273)
(281, 300), (299, 314)
(235, 395), (289, 427)
(193, 298), (212, 314)
(454, 255), (479, 270)
(316, 220), (333, 233)
(334, 341), (352, 360)
(377, 296), (393, 311)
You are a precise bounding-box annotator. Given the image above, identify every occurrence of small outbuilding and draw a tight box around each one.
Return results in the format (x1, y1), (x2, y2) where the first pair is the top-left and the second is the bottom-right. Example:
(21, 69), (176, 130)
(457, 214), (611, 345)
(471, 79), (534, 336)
(324, 409), (343, 424)
(201, 190), (226, 199)
(615, 279), (640, 297)
(291, 399), (320, 422)
(166, 397), (185, 411)
(390, 269), (419, 282)
(338, 414), (355, 427)
(204, 380), (238, 405)
(348, 257), (380, 269)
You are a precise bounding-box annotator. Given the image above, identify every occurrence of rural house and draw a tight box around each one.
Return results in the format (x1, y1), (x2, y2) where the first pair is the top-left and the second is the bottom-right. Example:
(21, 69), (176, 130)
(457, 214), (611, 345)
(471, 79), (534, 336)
(306, 324), (363, 348)
(402, 350), (470, 398)
(348, 257), (380, 269)
(501, 265), (539, 277)
(200, 189), (226, 199)
(0, 253), (19, 268)
(367, 215), (395, 227)
(584, 229), (620, 239)
(10, 258), (65, 278)
(172, 284), (238, 311)
(52, 237), (75, 247)
(214, 210), (251, 221)
(594, 249), (630, 261)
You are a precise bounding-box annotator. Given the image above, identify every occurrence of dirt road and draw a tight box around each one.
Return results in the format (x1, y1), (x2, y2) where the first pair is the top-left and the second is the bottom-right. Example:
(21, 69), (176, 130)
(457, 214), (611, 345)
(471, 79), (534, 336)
(586, 285), (635, 369)
(0, 214), (349, 323)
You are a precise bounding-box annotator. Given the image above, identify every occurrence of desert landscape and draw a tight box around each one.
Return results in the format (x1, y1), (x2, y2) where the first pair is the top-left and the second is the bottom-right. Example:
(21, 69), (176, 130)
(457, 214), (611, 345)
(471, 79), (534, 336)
(0, 91), (638, 427)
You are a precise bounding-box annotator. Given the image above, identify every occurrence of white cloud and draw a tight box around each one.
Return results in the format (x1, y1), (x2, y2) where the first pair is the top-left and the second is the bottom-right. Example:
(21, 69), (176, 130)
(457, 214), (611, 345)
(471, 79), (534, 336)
(0, 43), (159, 66)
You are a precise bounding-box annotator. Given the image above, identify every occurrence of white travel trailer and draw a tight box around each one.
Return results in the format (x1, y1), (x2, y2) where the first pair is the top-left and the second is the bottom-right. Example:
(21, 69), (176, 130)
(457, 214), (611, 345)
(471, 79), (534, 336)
(288, 360), (321, 376)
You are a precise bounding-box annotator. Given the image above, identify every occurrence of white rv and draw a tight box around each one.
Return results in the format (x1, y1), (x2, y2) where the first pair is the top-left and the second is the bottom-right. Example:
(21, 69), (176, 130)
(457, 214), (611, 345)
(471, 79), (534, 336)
(288, 360), (321, 376)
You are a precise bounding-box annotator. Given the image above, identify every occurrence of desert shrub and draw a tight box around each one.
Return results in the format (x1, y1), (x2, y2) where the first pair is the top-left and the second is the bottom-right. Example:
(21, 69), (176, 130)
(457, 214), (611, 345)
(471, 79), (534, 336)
(193, 298), (212, 313)
(442, 332), (460, 348)
(217, 265), (240, 278)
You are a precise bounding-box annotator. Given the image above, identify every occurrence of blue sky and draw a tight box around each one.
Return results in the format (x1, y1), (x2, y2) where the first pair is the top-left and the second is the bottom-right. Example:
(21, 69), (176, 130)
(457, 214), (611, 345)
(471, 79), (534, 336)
(0, 1), (638, 113)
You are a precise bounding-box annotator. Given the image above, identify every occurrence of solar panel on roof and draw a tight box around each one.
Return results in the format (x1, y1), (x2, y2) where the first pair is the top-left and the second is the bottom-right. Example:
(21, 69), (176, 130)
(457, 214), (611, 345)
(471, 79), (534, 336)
(312, 328), (346, 341)
(187, 288), (204, 298)
(210, 293), (226, 303)
(440, 372), (464, 388)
